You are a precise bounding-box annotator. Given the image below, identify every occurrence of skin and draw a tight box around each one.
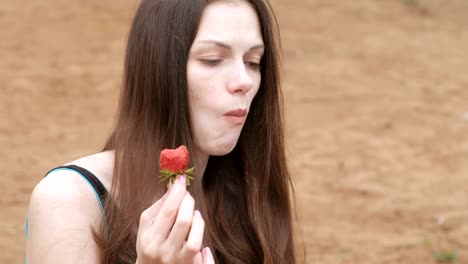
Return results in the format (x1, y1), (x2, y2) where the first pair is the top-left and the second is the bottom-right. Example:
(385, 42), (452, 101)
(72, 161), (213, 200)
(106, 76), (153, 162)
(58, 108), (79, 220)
(26, 1), (263, 263)
(188, 0), (264, 177)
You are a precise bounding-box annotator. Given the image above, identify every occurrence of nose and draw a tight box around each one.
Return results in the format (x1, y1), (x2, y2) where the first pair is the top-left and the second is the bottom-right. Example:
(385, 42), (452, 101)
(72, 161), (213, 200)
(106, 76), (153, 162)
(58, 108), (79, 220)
(227, 62), (253, 94)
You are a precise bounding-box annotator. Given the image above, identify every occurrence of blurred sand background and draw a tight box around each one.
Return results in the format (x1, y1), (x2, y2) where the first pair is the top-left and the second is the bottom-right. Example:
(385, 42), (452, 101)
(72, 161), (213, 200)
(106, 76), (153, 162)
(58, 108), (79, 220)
(1, 0), (468, 263)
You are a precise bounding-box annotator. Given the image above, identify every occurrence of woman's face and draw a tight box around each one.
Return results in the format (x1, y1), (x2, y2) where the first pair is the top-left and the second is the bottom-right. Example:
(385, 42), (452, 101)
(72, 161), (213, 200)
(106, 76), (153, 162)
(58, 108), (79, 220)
(187, 1), (264, 156)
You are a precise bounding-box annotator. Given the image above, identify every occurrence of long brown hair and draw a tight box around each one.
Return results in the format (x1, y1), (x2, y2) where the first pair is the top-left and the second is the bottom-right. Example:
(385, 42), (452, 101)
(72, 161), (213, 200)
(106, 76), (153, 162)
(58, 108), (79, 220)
(95, 0), (298, 263)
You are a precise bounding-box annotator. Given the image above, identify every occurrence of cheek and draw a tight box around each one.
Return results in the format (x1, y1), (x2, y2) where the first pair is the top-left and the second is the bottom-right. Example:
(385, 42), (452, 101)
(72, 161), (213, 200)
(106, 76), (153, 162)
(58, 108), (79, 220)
(187, 63), (218, 108)
(187, 68), (205, 114)
(187, 85), (218, 139)
(188, 87), (218, 122)
(249, 78), (261, 103)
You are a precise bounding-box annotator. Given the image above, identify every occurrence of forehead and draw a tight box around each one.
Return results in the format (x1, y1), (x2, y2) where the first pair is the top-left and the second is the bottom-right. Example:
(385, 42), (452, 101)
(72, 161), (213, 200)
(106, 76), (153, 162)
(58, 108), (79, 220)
(193, 1), (264, 45)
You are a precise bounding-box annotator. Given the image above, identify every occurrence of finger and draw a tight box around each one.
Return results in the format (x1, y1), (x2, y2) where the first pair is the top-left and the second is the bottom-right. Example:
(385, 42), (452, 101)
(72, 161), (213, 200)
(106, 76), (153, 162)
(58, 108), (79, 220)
(181, 210), (204, 260)
(139, 180), (175, 231)
(202, 247), (215, 264)
(150, 174), (187, 242)
(152, 179), (174, 208)
(167, 192), (195, 250)
(193, 252), (203, 264)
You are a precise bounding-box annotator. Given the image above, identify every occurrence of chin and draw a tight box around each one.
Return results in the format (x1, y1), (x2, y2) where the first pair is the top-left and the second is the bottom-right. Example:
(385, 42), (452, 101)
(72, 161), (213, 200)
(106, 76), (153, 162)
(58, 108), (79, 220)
(207, 139), (239, 156)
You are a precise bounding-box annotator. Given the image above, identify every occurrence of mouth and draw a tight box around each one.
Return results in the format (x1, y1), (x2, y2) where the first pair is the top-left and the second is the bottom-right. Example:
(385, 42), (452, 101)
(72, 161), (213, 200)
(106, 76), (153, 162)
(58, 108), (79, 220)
(223, 109), (247, 125)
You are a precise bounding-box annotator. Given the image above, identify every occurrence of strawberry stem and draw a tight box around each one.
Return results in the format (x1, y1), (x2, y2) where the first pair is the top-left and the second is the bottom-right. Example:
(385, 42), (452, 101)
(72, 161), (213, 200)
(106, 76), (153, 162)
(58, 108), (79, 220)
(159, 167), (195, 187)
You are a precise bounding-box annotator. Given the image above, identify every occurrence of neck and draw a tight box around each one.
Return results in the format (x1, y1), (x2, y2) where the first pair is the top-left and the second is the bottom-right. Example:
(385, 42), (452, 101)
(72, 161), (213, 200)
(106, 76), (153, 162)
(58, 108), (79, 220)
(194, 149), (209, 179)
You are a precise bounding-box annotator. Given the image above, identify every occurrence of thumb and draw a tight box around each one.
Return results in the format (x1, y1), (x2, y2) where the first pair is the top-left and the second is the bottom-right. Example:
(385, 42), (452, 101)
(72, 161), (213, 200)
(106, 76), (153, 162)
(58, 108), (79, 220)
(140, 180), (174, 230)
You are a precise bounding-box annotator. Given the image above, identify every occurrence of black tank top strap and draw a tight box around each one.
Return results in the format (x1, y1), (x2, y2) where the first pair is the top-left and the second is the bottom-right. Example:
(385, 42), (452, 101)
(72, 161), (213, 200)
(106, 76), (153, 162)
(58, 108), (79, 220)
(45, 164), (108, 202)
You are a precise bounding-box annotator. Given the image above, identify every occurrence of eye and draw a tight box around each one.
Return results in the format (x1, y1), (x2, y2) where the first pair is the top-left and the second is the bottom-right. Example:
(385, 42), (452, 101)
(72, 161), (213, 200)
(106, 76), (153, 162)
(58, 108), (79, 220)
(245, 61), (261, 70)
(201, 59), (222, 66)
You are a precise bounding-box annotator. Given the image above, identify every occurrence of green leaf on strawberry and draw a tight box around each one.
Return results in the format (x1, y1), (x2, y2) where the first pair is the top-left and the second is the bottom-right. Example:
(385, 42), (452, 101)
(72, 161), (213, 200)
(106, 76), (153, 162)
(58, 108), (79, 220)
(159, 145), (195, 187)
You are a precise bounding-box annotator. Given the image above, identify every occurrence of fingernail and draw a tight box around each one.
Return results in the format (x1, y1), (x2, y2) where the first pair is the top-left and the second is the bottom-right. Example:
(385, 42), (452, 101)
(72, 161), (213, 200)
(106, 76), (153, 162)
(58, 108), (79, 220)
(194, 210), (201, 217)
(179, 174), (186, 185)
(203, 247), (212, 256)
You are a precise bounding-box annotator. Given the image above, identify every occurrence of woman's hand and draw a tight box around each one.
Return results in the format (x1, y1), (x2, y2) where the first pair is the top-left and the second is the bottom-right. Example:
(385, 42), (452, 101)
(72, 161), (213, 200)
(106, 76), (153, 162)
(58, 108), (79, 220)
(136, 175), (214, 264)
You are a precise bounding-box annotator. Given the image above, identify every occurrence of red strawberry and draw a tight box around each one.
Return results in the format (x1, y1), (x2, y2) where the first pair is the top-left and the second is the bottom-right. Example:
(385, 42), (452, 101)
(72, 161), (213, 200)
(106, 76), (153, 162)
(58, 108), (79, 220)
(159, 145), (195, 186)
(160, 145), (189, 172)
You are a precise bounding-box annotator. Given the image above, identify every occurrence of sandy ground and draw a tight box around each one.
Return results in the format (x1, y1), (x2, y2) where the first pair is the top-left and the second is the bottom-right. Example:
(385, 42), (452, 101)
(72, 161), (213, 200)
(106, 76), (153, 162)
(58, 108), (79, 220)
(1, 0), (468, 263)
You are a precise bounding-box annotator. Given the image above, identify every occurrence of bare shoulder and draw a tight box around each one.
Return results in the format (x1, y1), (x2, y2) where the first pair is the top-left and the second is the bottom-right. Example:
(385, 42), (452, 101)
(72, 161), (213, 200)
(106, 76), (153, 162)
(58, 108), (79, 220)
(26, 151), (115, 263)
(64, 150), (115, 191)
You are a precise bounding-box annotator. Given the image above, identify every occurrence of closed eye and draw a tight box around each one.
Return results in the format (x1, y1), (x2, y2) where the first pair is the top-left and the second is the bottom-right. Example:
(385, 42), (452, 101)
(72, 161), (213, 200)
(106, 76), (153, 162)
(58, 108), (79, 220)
(245, 61), (261, 70)
(200, 59), (222, 66)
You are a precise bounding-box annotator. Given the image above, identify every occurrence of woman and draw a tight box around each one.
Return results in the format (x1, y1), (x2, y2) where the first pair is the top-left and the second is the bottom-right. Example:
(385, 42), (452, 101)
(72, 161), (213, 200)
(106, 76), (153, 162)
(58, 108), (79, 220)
(26, 0), (297, 263)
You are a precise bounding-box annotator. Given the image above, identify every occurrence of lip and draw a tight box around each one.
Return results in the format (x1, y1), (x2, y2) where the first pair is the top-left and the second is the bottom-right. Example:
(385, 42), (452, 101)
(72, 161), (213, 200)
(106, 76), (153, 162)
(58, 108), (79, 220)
(224, 109), (247, 125)
(224, 109), (247, 117)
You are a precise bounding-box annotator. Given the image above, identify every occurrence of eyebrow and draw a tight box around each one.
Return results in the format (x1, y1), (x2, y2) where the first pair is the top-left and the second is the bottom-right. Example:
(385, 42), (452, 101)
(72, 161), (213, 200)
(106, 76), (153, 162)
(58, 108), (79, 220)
(194, 40), (265, 51)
